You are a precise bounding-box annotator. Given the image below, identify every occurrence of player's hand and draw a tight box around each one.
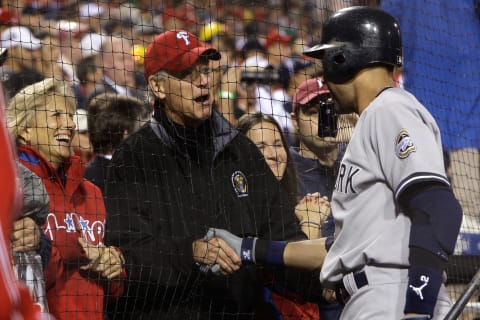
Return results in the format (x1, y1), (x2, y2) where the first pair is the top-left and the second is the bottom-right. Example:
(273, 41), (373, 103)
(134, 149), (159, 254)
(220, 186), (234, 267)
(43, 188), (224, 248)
(11, 217), (41, 252)
(78, 238), (124, 279)
(204, 228), (258, 264)
(206, 228), (287, 266)
(295, 193), (330, 225)
(193, 235), (241, 275)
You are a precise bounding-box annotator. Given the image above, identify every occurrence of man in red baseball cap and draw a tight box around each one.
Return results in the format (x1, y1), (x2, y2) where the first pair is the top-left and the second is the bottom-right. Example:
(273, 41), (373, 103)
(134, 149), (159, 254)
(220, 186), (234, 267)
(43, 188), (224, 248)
(104, 29), (314, 319)
(144, 29), (220, 78)
(290, 78), (342, 199)
(143, 29), (221, 126)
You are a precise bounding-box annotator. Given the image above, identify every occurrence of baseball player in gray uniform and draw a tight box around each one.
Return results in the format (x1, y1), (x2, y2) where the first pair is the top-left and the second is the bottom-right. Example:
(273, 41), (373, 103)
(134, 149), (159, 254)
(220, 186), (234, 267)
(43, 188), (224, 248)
(205, 6), (463, 320)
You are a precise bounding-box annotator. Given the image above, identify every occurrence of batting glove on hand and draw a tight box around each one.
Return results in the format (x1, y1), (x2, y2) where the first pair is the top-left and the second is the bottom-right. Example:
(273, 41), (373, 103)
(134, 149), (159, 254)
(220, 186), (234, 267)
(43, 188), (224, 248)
(205, 228), (288, 266)
(205, 228), (257, 263)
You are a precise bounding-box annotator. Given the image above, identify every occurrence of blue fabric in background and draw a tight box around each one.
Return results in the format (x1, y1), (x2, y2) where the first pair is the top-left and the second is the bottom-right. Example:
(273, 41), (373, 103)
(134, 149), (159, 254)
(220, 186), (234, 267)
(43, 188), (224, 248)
(381, 0), (480, 150)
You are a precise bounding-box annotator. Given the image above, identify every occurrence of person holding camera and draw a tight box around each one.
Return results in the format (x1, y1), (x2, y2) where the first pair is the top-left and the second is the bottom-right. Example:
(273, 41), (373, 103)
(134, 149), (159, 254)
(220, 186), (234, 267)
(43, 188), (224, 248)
(217, 38), (293, 139)
(217, 38), (268, 125)
(291, 78), (357, 206)
(290, 77), (358, 320)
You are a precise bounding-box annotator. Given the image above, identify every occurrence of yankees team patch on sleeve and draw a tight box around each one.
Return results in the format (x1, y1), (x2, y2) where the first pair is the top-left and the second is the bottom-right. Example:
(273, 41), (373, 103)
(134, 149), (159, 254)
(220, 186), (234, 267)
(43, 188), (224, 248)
(395, 129), (416, 159)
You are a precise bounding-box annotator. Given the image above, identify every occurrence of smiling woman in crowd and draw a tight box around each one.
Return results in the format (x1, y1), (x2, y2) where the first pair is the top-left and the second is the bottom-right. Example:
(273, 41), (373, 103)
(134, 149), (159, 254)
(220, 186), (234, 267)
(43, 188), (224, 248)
(6, 78), (125, 320)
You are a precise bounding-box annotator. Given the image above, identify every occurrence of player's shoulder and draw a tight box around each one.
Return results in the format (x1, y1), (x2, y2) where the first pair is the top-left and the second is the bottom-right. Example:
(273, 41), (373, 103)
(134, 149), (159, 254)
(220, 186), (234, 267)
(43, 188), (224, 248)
(371, 87), (418, 110)
(366, 87), (433, 121)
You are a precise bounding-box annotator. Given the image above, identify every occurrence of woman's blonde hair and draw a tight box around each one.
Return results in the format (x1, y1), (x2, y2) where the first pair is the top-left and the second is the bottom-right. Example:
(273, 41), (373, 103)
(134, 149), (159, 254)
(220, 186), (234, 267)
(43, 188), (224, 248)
(7, 78), (76, 141)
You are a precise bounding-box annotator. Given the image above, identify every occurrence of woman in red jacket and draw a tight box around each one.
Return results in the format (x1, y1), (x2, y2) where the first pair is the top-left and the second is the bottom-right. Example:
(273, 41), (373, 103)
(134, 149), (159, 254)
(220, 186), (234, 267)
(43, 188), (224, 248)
(6, 78), (125, 320)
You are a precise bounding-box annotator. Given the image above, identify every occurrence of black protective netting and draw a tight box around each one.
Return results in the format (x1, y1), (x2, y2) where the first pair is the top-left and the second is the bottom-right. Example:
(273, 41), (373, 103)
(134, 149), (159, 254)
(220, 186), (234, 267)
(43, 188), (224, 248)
(3, 0), (479, 319)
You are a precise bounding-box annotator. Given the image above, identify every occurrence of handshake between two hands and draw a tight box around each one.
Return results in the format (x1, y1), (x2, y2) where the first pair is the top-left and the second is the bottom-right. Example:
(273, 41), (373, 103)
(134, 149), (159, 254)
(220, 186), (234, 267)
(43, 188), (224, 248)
(195, 228), (246, 276)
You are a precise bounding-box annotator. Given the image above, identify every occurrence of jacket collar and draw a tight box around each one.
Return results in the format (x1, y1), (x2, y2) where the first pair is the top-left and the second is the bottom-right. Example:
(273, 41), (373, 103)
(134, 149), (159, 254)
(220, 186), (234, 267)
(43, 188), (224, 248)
(17, 144), (86, 192)
(150, 107), (238, 159)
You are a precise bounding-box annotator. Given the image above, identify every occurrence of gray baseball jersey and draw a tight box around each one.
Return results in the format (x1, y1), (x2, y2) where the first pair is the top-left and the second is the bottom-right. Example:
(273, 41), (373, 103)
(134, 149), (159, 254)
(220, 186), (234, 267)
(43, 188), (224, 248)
(321, 87), (450, 286)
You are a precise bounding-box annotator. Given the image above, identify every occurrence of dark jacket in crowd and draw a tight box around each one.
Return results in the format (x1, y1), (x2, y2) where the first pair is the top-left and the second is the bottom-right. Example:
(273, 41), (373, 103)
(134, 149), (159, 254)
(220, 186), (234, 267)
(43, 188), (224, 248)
(104, 106), (315, 319)
(84, 155), (111, 194)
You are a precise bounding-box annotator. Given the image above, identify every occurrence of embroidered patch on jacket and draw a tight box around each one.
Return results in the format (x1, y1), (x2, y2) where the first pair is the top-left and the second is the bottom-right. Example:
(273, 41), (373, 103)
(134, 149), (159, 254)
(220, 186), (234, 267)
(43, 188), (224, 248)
(395, 129), (416, 159)
(231, 171), (248, 197)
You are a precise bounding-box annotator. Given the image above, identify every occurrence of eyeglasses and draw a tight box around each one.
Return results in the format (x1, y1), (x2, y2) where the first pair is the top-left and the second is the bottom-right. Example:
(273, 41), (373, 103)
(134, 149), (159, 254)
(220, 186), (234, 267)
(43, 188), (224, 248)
(167, 64), (212, 82)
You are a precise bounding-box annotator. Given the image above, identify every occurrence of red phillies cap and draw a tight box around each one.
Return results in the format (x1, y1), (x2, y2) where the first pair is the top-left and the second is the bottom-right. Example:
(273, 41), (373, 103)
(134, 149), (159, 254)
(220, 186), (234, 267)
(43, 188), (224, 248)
(144, 29), (220, 80)
(0, 8), (19, 25)
(293, 78), (330, 112)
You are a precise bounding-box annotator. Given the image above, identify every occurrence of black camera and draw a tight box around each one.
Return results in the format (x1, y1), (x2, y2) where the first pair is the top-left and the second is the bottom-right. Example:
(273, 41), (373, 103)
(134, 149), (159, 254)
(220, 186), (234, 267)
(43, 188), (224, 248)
(318, 100), (338, 138)
(240, 67), (280, 85)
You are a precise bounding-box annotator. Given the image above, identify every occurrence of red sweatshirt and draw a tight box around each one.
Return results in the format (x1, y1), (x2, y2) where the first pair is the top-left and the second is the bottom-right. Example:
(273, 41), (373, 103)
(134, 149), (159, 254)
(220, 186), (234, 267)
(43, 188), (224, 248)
(18, 144), (125, 320)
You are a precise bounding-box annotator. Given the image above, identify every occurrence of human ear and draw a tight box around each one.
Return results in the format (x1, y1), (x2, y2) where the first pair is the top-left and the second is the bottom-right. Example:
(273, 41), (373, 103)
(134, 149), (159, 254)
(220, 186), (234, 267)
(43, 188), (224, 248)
(18, 128), (31, 145)
(291, 112), (299, 132)
(148, 75), (167, 100)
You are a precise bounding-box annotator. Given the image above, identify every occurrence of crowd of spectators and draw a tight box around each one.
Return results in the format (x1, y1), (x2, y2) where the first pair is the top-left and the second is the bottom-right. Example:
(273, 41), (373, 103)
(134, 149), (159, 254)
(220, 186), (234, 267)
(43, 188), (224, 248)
(0, 0), (334, 130)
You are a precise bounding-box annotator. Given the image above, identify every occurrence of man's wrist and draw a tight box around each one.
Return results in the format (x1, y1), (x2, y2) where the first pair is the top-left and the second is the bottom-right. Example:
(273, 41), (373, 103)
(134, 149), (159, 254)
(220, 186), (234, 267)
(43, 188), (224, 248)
(240, 237), (257, 263)
(253, 239), (287, 266)
(298, 219), (322, 228)
(325, 235), (334, 251)
(404, 265), (442, 317)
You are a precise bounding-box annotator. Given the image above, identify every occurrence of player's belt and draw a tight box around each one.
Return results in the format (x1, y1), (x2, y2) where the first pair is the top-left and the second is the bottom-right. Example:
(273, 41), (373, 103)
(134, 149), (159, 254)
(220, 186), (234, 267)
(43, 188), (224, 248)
(334, 270), (369, 306)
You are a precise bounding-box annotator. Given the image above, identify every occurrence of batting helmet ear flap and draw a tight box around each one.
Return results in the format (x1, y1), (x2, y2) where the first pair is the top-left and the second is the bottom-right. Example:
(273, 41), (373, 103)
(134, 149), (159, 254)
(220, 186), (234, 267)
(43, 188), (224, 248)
(333, 52), (346, 64)
(322, 42), (366, 84)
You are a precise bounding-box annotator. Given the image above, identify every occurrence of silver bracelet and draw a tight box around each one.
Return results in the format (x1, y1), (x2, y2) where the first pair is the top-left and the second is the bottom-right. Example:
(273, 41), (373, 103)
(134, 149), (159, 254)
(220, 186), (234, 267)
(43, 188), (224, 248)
(299, 220), (322, 228)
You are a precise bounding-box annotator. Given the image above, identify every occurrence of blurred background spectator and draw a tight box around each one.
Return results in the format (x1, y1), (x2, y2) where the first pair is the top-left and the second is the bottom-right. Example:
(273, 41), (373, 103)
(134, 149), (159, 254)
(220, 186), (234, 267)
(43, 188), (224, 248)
(0, 7), (19, 33)
(265, 28), (294, 69)
(0, 25), (44, 99)
(72, 108), (94, 165)
(95, 34), (145, 100)
(75, 54), (103, 109)
(85, 93), (145, 193)
(78, 2), (105, 34)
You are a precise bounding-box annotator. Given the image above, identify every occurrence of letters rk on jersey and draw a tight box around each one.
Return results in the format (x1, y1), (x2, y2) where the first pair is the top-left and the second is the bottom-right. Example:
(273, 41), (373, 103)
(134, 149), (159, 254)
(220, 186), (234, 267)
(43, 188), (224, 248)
(335, 163), (360, 194)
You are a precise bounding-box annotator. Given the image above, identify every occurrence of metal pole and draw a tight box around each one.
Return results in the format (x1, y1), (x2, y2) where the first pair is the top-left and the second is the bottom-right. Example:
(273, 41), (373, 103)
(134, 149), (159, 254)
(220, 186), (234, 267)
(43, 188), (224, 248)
(444, 268), (480, 320)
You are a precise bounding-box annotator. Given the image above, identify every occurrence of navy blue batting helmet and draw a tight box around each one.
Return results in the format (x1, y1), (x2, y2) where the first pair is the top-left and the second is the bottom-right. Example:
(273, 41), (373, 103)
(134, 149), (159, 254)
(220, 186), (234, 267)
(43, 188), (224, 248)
(303, 6), (402, 83)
